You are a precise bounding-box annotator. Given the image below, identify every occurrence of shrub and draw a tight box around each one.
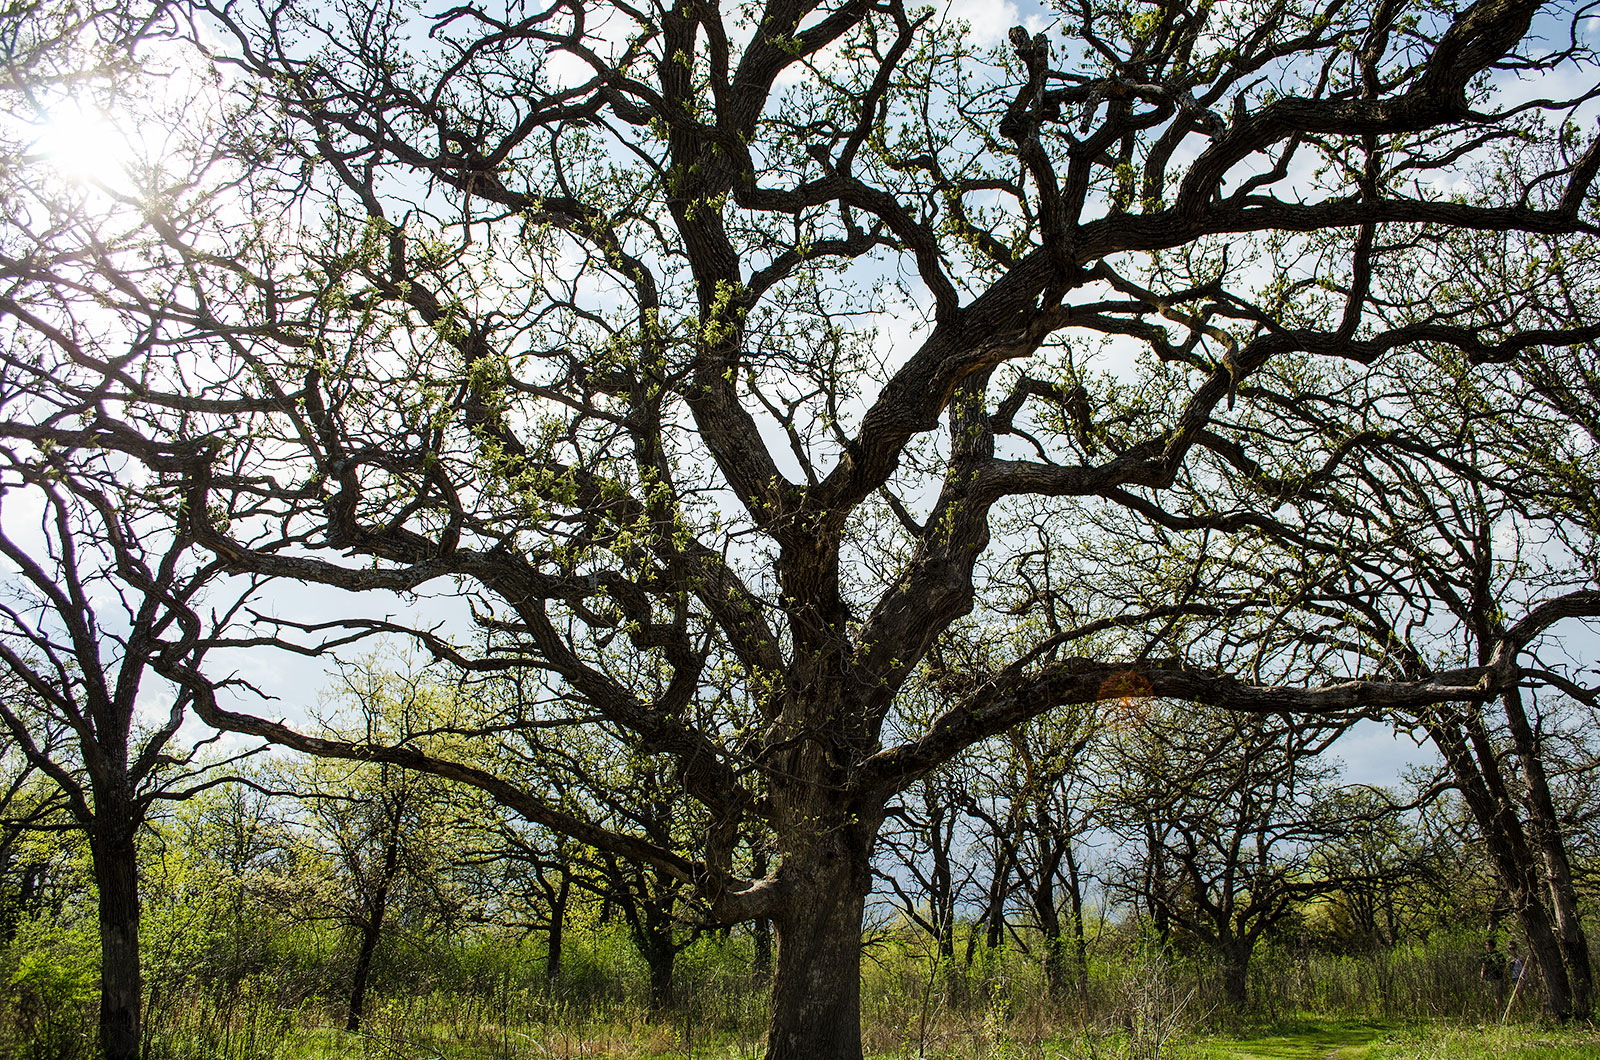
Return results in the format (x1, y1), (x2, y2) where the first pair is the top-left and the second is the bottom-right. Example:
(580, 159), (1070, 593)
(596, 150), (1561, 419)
(2, 924), (96, 1060)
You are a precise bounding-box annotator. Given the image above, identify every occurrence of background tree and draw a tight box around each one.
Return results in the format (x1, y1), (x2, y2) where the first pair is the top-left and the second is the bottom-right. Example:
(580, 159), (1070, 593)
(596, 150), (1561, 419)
(1178, 332), (1600, 1017)
(465, 814), (580, 987)
(274, 664), (479, 1032)
(141, 776), (298, 1006)
(0, 717), (67, 946)
(582, 757), (707, 1012)
(998, 713), (1099, 999)
(875, 681), (992, 986)
(1312, 787), (1447, 955)
(878, 764), (973, 973)
(0, 6), (280, 1050)
(1103, 708), (1355, 1010)
(947, 711), (1101, 998)
(0, 435), (258, 1059)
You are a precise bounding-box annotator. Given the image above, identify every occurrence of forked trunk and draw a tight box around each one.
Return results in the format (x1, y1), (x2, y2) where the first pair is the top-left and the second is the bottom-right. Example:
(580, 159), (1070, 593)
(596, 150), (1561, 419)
(765, 864), (870, 1060)
(1545, 864), (1593, 1017)
(1513, 904), (1573, 1014)
(1432, 716), (1577, 1019)
(90, 822), (142, 1060)
(1503, 689), (1594, 1017)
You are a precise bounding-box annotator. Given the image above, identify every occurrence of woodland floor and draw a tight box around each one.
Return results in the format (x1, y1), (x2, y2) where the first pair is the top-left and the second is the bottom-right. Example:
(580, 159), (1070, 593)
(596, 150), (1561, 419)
(149, 1016), (1600, 1060)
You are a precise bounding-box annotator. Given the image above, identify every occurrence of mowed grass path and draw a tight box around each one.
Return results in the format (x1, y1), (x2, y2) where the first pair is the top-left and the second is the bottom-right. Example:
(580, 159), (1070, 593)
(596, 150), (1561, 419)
(1187, 1020), (1600, 1060)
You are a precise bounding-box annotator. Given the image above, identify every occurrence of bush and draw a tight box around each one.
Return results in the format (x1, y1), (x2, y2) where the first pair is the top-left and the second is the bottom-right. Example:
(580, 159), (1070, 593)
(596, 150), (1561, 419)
(1, 923), (97, 1060)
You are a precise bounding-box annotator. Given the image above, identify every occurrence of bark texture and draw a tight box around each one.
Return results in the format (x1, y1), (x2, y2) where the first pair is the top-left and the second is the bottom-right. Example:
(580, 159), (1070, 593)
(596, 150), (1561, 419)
(765, 867), (872, 1060)
(91, 821), (142, 1060)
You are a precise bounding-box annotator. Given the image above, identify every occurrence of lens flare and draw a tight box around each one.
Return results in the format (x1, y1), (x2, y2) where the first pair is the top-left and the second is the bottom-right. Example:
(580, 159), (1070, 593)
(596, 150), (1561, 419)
(31, 99), (135, 188)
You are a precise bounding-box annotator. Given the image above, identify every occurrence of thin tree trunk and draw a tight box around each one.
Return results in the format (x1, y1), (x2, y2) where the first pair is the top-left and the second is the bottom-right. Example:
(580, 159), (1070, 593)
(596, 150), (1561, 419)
(1034, 874), (1065, 999)
(752, 846), (772, 982)
(90, 820), (142, 1060)
(982, 849), (1011, 952)
(925, 786), (956, 962)
(547, 866), (570, 984)
(346, 831), (400, 1032)
(1065, 844), (1089, 996)
(1144, 823), (1174, 956)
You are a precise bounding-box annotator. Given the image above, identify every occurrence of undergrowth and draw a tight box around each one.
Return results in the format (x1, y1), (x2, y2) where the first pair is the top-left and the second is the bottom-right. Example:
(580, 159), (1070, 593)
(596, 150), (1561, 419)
(0, 914), (1559, 1059)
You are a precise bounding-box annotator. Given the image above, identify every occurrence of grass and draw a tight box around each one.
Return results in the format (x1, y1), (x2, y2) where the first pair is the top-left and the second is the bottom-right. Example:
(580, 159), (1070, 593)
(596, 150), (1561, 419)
(7, 922), (1592, 1060)
(1186, 1019), (1398, 1060)
(1185, 1020), (1600, 1060)
(130, 1006), (1600, 1060)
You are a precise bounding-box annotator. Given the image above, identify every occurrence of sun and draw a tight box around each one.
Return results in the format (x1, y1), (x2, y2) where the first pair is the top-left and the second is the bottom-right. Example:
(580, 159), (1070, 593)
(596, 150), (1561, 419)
(29, 98), (137, 188)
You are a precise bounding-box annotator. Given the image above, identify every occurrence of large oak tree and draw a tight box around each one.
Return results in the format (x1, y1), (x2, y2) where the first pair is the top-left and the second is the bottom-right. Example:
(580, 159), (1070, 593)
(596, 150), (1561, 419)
(9, 0), (1600, 1054)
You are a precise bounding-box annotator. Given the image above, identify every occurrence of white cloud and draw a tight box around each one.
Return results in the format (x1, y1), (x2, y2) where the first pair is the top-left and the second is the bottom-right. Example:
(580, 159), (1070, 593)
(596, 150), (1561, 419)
(943, 0), (1024, 48)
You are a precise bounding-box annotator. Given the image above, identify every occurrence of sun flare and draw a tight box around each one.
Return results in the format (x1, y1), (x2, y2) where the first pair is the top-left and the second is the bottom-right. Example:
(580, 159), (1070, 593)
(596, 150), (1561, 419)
(29, 98), (136, 188)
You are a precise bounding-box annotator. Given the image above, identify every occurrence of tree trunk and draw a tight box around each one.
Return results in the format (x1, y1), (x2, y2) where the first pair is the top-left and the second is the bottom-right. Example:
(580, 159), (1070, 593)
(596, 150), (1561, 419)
(1065, 845), (1089, 997)
(1034, 877), (1066, 999)
(1543, 863), (1591, 1017)
(1501, 689), (1594, 1017)
(1430, 714), (1577, 1020)
(963, 828), (1014, 964)
(982, 851), (1011, 953)
(926, 787), (956, 962)
(90, 822), (142, 1060)
(547, 867), (570, 985)
(1220, 938), (1250, 1011)
(1144, 823), (1174, 956)
(345, 904), (387, 1031)
(1030, 824), (1069, 1000)
(753, 915), (774, 982)
(765, 861), (870, 1060)
(752, 846), (772, 983)
(634, 900), (679, 1013)
(644, 940), (676, 1012)
(346, 831), (400, 1032)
